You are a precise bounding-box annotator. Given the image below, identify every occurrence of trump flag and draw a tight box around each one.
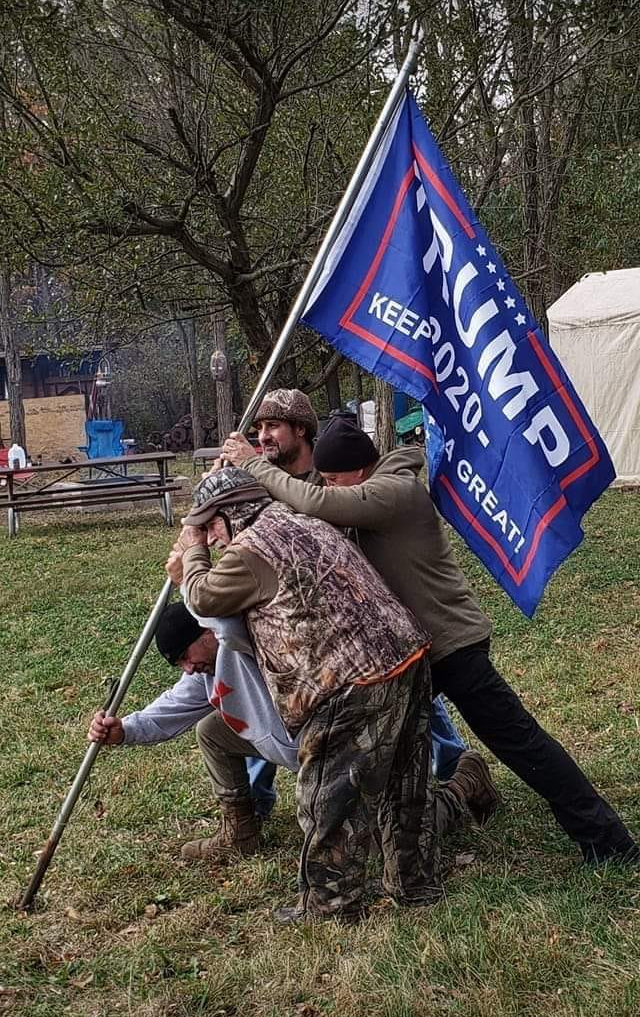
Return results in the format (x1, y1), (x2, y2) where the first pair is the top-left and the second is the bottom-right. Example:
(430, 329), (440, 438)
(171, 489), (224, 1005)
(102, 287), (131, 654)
(302, 91), (615, 616)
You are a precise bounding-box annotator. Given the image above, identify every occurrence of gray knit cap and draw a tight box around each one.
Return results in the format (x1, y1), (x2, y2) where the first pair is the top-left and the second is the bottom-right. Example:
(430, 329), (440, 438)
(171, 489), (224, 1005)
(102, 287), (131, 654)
(182, 467), (271, 527)
(253, 388), (318, 437)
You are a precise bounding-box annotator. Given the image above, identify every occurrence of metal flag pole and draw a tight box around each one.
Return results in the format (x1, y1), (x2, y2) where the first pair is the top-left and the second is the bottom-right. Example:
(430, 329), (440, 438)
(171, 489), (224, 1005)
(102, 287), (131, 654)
(17, 579), (173, 910)
(16, 26), (423, 911)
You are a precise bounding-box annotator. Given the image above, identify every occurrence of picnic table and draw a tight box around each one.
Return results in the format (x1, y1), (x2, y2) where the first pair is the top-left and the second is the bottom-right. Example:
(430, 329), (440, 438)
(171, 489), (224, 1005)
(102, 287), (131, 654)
(192, 446), (223, 475)
(192, 443), (263, 475)
(0, 451), (179, 537)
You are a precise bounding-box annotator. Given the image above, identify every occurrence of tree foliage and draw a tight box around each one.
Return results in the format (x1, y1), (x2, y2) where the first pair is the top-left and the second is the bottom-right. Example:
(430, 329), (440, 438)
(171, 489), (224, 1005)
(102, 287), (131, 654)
(1, 0), (639, 436)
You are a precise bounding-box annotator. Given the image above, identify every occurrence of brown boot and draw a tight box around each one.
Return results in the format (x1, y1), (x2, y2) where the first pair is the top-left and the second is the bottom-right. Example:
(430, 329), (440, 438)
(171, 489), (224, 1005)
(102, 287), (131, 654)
(446, 749), (500, 826)
(181, 799), (262, 861)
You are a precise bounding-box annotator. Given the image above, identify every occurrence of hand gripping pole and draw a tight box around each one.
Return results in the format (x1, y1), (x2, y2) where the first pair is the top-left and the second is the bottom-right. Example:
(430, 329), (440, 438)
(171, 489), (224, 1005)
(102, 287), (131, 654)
(17, 578), (174, 910)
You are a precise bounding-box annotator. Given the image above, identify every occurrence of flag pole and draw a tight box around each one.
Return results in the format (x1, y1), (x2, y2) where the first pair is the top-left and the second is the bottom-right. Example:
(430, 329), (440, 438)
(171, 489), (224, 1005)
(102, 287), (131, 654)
(16, 579), (174, 910)
(16, 25), (423, 910)
(237, 25), (423, 430)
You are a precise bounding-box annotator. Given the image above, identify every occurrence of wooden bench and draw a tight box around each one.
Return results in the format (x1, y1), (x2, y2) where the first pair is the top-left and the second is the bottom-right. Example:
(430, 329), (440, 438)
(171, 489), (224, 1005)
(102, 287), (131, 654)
(1, 452), (179, 537)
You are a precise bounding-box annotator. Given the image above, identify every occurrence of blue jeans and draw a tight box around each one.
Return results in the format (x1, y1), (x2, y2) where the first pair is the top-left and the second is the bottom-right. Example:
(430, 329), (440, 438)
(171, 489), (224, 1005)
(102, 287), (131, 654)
(247, 757), (277, 818)
(246, 696), (466, 815)
(431, 694), (466, 780)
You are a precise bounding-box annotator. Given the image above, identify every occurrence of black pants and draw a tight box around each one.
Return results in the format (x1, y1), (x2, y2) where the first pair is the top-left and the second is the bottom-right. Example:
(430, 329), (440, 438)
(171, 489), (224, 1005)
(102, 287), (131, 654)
(432, 640), (636, 862)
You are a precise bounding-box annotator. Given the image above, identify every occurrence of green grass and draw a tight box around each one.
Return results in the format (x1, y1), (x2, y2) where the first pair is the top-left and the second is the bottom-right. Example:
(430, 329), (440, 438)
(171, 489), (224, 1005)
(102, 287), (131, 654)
(0, 491), (639, 1017)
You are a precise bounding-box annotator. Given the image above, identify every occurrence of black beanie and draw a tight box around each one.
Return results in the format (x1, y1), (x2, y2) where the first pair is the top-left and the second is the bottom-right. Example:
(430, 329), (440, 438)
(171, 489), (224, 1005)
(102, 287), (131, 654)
(313, 416), (379, 472)
(155, 602), (204, 665)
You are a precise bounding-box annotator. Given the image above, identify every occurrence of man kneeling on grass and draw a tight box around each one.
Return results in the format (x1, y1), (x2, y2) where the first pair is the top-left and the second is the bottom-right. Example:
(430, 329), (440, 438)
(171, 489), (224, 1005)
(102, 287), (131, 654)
(87, 601), (297, 853)
(89, 595), (485, 922)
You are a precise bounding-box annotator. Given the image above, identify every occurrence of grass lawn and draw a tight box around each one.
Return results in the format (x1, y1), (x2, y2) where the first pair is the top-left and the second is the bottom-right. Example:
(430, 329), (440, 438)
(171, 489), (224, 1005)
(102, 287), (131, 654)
(0, 490), (639, 1017)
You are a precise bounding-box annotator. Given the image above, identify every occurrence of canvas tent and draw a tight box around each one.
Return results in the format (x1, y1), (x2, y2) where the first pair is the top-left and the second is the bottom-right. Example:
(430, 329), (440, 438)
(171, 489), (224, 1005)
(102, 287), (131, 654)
(547, 268), (640, 486)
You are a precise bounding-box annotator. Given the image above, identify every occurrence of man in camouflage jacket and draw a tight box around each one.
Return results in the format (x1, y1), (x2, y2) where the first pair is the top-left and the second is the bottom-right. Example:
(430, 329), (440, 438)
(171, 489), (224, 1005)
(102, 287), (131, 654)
(172, 466), (441, 923)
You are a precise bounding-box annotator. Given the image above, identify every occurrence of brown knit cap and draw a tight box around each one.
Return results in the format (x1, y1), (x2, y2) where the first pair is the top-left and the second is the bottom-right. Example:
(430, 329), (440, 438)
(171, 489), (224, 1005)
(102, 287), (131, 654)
(253, 388), (318, 438)
(182, 467), (271, 527)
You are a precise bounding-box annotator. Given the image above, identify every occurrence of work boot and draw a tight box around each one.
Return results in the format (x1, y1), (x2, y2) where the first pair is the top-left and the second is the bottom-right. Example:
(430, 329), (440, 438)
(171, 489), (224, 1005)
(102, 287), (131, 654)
(181, 799), (262, 861)
(273, 902), (365, 925)
(446, 749), (500, 826)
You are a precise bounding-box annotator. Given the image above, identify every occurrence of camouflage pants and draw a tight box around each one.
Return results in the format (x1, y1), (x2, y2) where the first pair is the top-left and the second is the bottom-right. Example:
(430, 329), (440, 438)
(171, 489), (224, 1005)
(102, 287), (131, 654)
(296, 656), (443, 919)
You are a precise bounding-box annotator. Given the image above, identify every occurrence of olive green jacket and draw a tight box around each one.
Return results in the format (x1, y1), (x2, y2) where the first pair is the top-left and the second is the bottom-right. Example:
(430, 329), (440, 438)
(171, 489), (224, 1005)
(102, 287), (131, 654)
(239, 447), (491, 663)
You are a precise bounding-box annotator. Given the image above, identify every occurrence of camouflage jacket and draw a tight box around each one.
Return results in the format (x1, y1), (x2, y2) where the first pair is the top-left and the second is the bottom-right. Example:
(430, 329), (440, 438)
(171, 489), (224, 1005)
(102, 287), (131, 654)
(234, 503), (430, 733)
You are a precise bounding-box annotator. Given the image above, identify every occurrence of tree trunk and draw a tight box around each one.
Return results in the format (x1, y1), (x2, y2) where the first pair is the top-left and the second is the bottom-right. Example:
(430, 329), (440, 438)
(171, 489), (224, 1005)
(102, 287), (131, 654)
(178, 316), (205, 450)
(275, 350), (298, 389)
(0, 262), (26, 451)
(374, 377), (396, 454)
(351, 362), (364, 404)
(212, 308), (233, 441)
(507, 1), (544, 322)
(321, 347), (342, 410)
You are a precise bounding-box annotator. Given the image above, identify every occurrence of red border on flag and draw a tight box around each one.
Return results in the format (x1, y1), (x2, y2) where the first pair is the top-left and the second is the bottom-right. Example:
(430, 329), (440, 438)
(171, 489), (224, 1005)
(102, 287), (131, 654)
(338, 146), (602, 589)
(437, 330), (601, 587)
(339, 165), (438, 387)
(412, 146), (476, 238)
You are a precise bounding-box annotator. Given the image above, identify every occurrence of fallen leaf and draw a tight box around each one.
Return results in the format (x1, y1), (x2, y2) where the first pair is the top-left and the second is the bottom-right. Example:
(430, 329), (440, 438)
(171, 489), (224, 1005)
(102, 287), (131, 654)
(144, 903), (159, 919)
(64, 907), (83, 922)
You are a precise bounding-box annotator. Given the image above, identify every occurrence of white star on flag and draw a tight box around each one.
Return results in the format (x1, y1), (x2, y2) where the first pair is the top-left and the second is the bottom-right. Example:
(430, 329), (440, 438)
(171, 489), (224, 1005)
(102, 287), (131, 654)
(505, 296), (516, 309)
(496, 279), (505, 291)
(486, 262), (496, 274)
(476, 244), (486, 256)
(515, 313), (526, 325)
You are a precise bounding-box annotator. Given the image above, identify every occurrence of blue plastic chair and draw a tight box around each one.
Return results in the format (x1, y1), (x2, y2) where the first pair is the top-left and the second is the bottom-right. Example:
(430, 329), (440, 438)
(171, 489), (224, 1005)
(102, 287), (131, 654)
(79, 419), (125, 460)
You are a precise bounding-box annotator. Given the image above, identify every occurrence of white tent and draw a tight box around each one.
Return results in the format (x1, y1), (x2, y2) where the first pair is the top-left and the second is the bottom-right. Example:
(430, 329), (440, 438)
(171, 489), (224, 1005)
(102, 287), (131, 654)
(547, 268), (640, 486)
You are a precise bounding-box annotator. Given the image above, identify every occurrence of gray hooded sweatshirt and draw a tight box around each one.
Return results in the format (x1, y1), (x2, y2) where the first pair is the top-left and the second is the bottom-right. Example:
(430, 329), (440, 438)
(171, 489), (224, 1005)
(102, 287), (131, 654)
(121, 610), (300, 770)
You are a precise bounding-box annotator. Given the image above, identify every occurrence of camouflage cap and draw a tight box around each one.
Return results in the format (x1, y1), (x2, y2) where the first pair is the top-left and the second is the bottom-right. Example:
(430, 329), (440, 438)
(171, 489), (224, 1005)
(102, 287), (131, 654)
(182, 466), (271, 527)
(253, 388), (318, 437)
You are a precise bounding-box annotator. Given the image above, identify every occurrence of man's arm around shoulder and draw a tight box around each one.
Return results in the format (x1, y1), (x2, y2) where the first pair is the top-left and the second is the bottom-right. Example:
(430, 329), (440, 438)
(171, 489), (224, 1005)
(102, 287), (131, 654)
(241, 455), (400, 530)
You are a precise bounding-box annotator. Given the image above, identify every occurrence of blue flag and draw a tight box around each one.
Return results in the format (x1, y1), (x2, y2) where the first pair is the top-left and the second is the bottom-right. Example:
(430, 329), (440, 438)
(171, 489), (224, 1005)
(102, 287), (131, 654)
(302, 91), (615, 616)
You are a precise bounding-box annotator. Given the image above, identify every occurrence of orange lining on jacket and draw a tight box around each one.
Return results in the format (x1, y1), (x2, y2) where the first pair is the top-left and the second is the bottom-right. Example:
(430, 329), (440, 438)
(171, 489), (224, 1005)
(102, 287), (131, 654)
(354, 643), (431, 685)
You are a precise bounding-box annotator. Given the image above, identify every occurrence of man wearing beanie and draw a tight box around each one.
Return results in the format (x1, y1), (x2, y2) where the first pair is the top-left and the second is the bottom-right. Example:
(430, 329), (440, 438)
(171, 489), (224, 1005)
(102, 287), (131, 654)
(169, 466), (448, 923)
(223, 419), (640, 866)
(87, 601), (298, 859)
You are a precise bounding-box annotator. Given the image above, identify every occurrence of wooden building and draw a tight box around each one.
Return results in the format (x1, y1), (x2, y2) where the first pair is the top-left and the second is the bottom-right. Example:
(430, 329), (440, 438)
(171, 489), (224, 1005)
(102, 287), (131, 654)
(0, 352), (101, 405)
